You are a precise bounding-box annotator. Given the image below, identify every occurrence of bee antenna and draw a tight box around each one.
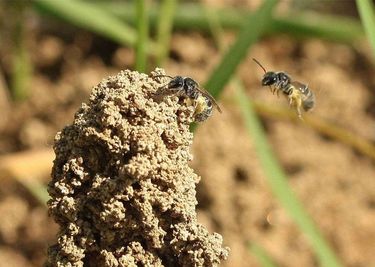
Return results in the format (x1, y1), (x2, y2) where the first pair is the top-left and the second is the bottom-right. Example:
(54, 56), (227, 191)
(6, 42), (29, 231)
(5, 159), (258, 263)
(153, 74), (173, 79)
(252, 58), (267, 74)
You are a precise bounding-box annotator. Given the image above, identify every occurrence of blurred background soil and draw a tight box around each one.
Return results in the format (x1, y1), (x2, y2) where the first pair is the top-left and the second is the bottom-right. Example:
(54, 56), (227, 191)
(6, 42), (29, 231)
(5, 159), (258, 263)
(0, 1), (375, 267)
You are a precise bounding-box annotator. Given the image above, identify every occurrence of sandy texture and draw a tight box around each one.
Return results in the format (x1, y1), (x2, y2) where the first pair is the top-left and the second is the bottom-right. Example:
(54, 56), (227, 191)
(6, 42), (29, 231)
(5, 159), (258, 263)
(45, 69), (229, 267)
(1, 4), (375, 266)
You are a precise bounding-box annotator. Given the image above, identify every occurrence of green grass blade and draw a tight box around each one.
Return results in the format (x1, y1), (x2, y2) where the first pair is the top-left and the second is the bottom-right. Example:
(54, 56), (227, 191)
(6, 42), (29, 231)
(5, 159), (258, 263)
(9, 2), (32, 101)
(356, 0), (375, 57)
(156, 0), (178, 66)
(270, 12), (363, 43)
(203, 3), (225, 50)
(249, 242), (278, 267)
(11, 30), (32, 101)
(20, 178), (49, 206)
(33, 0), (155, 55)
(204, 0), (278, 98)
(235, 81), (343, 267)
(135, 0), (149, 72)
(101, 2), (242, 30)
(101, 3), (363, 43)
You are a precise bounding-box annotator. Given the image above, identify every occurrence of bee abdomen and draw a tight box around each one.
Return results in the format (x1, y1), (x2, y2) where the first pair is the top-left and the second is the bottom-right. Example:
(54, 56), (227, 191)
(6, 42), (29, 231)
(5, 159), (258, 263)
(195, 107), (213, 122)
(194, 97), (213, 122)
(302, 90), (315, 111)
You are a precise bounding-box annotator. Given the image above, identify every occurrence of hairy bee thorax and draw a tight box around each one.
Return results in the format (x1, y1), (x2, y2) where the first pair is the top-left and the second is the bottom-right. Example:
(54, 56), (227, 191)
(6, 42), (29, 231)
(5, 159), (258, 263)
(182, 77), (200, 99)
(275, 72), (291, 90)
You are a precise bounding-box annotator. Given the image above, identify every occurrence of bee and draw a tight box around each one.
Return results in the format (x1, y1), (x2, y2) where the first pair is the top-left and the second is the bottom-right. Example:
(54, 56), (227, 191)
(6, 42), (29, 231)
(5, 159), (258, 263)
(252, 58), (315, 119)
(154, 75), (222, 122)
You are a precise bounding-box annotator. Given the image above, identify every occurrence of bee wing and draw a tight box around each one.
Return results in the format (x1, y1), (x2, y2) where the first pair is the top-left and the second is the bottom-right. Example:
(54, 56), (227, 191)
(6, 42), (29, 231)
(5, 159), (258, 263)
(195, 87), (222, 113)
(291, 81), (308, 93)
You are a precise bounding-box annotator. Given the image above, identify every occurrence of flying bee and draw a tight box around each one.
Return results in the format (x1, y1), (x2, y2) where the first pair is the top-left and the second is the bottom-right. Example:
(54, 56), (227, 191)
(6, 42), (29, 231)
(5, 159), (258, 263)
(154, 75), (222, 122)
(252, 58), (315, 119)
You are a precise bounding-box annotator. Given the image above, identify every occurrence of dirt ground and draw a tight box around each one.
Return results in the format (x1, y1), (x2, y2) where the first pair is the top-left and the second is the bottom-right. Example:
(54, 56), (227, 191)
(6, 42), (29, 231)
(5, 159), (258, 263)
(0, 3), (375, 267)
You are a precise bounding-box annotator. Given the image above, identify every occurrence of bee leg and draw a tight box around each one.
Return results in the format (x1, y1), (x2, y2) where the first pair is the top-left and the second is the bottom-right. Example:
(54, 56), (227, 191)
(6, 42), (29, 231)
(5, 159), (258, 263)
(190, 99), (198, 117)
(295, 98), (303, 120)
(277, 89), (280, 98)
(288, 96), (293, 106)
(193, 100), (198, 110)
(296, 108), (303, 119)
(170, 88), (183, 96)
(153, 84), (169, 102)
(154, 83), (167, 94)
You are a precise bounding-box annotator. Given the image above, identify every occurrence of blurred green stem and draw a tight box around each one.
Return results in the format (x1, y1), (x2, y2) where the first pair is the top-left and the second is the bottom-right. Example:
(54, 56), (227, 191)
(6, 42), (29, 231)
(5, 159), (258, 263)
(356, 0), (375, 58)
(101, 2), (363, 43)
(156, 0), (177, 66)
(18, 178), (49, 206)
(203, 4), (225, 50)
(12, 34), (31, 101)
(135, 0), (149, 72)
(11, 3), (32, 101)
(33, 1), (363, 61)
(248, 242), (278, 267)
(33, 0), (157, 55)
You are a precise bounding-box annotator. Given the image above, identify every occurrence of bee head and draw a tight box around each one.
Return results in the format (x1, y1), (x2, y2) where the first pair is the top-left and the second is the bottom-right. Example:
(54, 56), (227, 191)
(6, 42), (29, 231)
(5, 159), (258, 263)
(168, 76), (184, 90)
(261, 72), (278, 86)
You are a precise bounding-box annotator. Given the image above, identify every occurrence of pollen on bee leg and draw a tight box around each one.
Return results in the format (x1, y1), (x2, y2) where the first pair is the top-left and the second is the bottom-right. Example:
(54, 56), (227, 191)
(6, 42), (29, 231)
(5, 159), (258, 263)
(288, 96), (293, 106)
(183, 97), (194, 107)
(297, 111), (304, 121)
(195, 96), (207, 113)
(297, 108), (302, 118)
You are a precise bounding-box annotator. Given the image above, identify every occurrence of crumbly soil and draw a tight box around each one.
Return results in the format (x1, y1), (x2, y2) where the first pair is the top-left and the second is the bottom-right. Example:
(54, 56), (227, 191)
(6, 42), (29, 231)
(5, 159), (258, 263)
(45, 68), (228, 267)
(0, 4), (375, 267)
